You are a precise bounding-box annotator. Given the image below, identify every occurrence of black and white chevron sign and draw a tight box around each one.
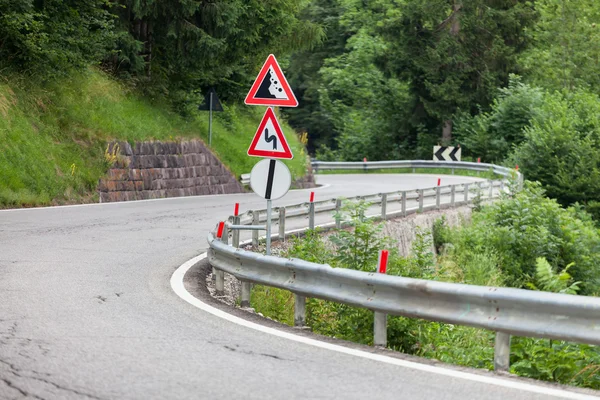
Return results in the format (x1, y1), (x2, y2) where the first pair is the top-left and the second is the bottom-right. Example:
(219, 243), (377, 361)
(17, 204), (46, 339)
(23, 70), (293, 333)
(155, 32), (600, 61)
(433, 146), (462, 161)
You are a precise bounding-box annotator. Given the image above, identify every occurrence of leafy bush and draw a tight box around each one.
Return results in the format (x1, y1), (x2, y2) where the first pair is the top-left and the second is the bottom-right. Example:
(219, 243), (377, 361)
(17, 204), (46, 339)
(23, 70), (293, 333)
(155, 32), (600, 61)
(511, 89), (600, 218)
(249, 196), (600, 389)
(329, 200), (393, 271)
(455, 77), (543, 163)
(448, 182), (600, 293)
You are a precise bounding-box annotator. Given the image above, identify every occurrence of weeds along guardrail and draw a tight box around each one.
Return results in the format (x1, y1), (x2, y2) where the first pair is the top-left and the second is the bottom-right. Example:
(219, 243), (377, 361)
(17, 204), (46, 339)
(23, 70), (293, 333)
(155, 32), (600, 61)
(206, 161), (600, 372)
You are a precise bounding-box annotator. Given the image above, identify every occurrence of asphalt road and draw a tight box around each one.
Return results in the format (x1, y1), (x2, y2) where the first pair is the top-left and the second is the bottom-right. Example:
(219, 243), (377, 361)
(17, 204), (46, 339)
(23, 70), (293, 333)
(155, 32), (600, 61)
(0, 174), (595, 400)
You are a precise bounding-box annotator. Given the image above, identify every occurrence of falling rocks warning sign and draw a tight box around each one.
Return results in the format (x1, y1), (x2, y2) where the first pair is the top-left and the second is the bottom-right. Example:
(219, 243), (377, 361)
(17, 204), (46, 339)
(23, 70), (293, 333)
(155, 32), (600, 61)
(245, 54), (298, 108)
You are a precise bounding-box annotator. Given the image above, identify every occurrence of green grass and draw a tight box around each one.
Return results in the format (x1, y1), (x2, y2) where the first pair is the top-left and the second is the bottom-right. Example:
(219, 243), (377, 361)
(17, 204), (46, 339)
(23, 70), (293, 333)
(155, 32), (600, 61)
(0, 68), (307, 208)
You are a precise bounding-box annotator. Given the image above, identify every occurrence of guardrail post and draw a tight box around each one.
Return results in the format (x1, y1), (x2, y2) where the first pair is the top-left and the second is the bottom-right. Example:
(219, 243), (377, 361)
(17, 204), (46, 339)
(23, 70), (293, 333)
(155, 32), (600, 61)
(436, 187), (441, 210)
(494, 332), (511, 372)
(381, 194), (388, 220)
(278, 208), (286, 242)
(451, 168), (455, 175)
(232, 216), (240, 248)
(216, 231), (228, 297)
(240, 282), (251, 308)
(374, 250), (389, 347)
(294, 294), (306, 327)
(488, 180), (493, 199)
(464, 183), (470, 203)
(402, 191), (407, 217)
(451, 185), (456, 207)
(374, 312), (387, 347)
(252, 211), (259, 247)
(500, 180), (505, 194)
(418, 189), (423, 212)
(335, 199), (342, 229)
(309, 203), (315, 230)
(221, 226), (229, 246)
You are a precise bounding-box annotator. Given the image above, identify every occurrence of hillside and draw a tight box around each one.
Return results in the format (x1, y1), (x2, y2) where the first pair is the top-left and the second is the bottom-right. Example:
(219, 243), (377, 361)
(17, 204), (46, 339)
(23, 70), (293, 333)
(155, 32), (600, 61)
(0, 69), (308, 208)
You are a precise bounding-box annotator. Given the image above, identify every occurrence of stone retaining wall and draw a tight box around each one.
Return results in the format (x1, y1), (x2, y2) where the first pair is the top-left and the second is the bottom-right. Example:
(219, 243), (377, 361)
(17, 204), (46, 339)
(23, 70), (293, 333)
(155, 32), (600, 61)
(383, 206), (472, 256)
(98, 140), (244, 203)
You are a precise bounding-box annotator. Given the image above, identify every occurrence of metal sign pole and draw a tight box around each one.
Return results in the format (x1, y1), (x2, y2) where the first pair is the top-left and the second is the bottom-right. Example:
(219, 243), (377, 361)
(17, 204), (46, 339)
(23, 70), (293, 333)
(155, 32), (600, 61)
(209, 91), (213, 147)
(264, 105), (275, 255)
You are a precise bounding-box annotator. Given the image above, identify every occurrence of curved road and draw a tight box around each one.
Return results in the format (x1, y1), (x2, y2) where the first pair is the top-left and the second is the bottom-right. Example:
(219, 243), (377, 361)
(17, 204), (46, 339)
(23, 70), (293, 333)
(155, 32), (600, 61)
(0, 174), (596, 400)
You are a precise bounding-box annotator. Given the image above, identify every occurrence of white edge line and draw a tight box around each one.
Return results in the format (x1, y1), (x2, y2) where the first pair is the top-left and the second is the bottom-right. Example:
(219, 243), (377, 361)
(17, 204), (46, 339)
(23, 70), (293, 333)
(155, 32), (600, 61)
(0, 183), (332, 213)
(171, 253), (599, 400)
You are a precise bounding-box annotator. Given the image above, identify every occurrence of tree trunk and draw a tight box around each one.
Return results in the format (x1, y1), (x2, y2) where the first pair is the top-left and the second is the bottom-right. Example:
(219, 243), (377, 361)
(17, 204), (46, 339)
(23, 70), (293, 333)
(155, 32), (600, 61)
(442, 120), (453, 144)
(451, 1), (461, 36)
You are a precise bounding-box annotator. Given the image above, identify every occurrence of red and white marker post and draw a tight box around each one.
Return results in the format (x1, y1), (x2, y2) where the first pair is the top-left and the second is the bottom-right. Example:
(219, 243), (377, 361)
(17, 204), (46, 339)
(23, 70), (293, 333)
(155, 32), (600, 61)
(309, 192), (316, 230)
(215, 221), (227, 295)
(374, 249), (389, 347)
(216, 221), (225, 239)
(378, 250), (389, 274)
(436, 178), (442, 209)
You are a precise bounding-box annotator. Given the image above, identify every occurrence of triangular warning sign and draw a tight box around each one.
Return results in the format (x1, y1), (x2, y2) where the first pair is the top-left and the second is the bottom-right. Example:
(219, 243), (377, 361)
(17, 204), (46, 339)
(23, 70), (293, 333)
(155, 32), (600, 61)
(245, 54), (298, 107)
(248, 108), (294, 159)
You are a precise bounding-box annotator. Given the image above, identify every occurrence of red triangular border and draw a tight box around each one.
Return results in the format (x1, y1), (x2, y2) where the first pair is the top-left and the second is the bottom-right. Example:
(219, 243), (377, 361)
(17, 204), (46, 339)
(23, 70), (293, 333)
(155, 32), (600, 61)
(245, 54), (299, 107)
(247, 108), (294, 159)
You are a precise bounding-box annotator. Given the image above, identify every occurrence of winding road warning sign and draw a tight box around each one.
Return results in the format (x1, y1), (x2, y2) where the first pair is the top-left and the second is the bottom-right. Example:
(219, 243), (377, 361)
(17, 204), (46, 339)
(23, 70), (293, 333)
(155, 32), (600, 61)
(248, 108), (294, 159)
(245, 54), (298, 107)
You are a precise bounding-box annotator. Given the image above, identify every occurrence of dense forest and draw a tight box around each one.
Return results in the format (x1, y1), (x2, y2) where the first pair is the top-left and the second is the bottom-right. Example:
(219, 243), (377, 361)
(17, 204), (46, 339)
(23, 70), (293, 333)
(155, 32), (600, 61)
(1, 0), (600, 217)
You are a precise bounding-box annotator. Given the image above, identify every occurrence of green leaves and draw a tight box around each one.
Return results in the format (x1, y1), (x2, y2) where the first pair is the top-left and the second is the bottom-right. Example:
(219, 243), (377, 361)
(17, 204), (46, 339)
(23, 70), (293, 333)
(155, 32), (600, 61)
(527, 258), (581, 295)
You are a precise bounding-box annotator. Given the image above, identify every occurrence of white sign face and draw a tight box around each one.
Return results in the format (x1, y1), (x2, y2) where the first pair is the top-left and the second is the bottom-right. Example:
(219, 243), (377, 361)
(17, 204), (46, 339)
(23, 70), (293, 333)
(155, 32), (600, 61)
(250, 159), (292, 200)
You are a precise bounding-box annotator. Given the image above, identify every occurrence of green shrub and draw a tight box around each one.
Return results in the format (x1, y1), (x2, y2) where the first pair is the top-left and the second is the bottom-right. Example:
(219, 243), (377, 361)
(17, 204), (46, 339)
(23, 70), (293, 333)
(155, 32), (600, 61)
(329, 200), (394, 271)
(511, 89), (600, 217)
(448, 182), (600, 293)
(455, 76), (543, 163)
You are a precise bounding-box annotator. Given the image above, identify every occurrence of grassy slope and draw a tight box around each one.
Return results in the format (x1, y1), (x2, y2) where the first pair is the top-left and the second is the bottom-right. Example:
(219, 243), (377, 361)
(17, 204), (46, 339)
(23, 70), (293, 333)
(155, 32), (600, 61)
(0, 69), (307, 208)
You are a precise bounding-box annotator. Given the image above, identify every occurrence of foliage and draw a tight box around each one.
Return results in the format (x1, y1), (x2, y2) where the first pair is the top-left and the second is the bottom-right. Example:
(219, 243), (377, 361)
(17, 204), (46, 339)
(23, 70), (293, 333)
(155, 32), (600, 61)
(0, 0), (117, 77)
(432, 216), (450, 254)
(511, 89), (600, 217)
(520, 0), (600, 93)
(250, 285), (295, 326)
(383, 0), (537, 143)
(329, 200), (393, 271)
(250, 195), (600, 389)
(511, 339), (600, 389)
(454, 77), (544, 163)
(526, 258), (580, 295)
(284, 229), (330, 264)
(106, 0), (323, 110)
(0, 68), (307, 207)
(449, 182), (600, 293)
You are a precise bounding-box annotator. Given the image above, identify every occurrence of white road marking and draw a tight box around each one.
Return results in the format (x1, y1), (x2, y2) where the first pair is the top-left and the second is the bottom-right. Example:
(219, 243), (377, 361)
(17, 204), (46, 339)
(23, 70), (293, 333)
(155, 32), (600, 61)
(171, 253), (599, 400)
(0, 184), (331, 213)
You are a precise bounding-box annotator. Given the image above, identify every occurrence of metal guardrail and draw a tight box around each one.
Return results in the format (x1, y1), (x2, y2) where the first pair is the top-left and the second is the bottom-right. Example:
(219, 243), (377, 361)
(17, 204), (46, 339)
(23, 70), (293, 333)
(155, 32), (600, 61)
(208, 234), (600, 359)
(205, 161), (600, 373)
(311, 159), (519, 180)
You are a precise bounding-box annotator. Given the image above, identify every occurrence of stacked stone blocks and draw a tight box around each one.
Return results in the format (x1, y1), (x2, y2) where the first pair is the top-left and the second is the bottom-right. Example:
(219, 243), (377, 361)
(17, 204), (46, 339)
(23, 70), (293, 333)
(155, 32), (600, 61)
(98, 140), (244, 203)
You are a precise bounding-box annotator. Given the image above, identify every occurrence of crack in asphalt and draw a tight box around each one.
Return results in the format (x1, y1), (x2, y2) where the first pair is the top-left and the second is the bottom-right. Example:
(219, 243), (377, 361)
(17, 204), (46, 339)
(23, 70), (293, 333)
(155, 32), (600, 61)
(0, 322), (105, 400)
(1, 377), (40, 399)
(222, 345), (290, 361)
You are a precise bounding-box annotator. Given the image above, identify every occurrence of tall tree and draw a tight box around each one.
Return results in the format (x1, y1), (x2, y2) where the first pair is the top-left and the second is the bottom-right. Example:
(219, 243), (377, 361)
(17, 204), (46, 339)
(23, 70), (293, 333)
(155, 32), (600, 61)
(0, 0), (116, 76)
(284, 0), (347, 153)
(520, 0), (600, 93)
(382, 0), (536, 143)
(107, 0), (324, 109)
